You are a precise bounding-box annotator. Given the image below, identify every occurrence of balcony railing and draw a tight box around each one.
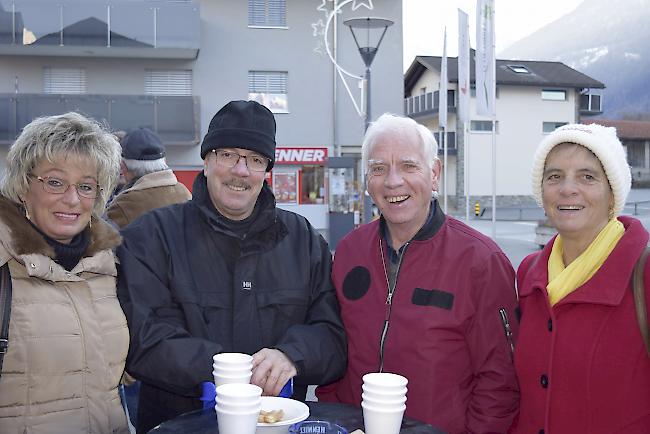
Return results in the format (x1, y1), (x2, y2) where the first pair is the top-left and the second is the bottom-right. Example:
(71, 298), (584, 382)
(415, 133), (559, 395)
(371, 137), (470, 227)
(0, 0), (200, 59)
(0, 93), (200, 145)
(433, 131), (457, 153)
(404, 90), (457, 118)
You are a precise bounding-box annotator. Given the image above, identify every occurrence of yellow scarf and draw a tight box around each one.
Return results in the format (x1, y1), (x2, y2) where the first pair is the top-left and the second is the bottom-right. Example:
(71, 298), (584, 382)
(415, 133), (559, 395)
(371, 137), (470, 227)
(547, 218), (625, 305)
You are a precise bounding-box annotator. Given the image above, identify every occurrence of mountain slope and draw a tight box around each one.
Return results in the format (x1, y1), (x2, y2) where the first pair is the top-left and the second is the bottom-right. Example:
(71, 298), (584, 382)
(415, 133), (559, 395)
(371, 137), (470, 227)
(499, 0), (650, 118)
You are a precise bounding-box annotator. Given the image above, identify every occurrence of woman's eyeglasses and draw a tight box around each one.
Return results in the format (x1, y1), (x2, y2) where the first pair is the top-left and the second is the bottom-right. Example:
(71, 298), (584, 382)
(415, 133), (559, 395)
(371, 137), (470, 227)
(29, 175), (101, 199)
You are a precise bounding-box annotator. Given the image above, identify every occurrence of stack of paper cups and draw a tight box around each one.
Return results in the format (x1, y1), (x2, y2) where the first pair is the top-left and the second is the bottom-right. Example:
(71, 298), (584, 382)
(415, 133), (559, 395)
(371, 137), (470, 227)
(361, 372), (408, 434)
(212, 353), (253, 387)
(215, 383), (262, 434)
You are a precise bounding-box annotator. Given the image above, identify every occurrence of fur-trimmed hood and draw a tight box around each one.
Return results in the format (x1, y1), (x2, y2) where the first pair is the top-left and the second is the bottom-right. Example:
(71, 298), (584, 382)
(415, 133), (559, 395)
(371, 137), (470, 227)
(0, 195), (121, 261)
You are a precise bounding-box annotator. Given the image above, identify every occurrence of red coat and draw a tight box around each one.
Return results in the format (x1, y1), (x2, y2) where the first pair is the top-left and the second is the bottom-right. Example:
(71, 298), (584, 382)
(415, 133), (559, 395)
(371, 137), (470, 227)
(317, 205), (519, 434)
(511, 216), (650, 434)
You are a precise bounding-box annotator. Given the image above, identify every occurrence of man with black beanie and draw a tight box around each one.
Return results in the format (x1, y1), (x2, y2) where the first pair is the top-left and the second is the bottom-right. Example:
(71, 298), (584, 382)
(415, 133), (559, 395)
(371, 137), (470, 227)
(116, 100), (347, 433)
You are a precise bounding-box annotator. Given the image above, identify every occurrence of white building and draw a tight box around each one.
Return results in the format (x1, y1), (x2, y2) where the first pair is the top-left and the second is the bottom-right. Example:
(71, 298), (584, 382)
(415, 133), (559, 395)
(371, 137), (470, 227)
(404, 54), (604, 212)
(0, 0), (404, 245)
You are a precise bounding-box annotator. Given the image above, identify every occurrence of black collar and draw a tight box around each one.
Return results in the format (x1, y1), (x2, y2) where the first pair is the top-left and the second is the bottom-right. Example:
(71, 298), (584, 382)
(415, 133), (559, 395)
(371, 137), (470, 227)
(380, 199), (446, 261)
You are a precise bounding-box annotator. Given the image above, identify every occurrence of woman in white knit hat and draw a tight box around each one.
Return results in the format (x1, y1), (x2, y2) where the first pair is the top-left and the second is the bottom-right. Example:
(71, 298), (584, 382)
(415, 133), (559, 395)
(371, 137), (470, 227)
(510, 123), (650, 434)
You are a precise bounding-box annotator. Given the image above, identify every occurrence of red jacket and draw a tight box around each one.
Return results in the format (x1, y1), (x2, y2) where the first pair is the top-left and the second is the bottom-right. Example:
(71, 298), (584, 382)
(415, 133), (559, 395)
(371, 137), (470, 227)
(511, 216), (650, 434)
(317, 205), (519, 434)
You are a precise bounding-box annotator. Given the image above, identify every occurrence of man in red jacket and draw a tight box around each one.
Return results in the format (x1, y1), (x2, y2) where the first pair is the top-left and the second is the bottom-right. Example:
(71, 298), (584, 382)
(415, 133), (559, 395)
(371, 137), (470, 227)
(316, 113), (519, 434)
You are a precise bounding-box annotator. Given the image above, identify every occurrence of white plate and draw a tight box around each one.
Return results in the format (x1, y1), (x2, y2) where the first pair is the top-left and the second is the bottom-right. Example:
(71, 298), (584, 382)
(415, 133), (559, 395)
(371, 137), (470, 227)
(256, 396), (310, 434)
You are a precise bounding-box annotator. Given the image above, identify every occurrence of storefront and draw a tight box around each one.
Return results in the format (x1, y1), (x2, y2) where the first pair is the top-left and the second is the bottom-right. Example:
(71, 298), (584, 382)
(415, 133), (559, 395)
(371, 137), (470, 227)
(268, 147), (329, 236)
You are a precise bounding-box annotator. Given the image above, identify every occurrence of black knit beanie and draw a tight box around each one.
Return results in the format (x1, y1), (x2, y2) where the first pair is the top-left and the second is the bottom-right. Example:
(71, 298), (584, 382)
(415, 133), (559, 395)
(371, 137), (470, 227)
(200, 100), (276, 171)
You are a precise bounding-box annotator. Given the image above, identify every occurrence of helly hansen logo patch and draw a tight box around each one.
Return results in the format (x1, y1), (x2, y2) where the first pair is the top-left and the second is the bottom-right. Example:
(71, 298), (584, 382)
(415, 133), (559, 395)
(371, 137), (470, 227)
(411, 287), (454, 310)
(342, 266), (371, 300)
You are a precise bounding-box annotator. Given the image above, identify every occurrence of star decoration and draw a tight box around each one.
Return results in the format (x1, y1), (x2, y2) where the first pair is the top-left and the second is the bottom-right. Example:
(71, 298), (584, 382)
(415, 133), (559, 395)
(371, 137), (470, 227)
(311, 19), (326, 37)
(313, 42), (325, 56)
(351, 0), (374, 11)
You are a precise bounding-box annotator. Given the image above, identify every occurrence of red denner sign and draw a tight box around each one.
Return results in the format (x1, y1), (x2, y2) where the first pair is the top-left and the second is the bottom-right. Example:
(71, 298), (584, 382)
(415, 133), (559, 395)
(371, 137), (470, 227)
(274, 147), (328, 165)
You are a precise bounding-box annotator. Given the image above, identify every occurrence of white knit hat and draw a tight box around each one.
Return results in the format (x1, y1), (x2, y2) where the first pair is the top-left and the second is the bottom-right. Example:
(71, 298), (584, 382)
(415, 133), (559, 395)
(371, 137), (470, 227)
(531, 123), (631, 216)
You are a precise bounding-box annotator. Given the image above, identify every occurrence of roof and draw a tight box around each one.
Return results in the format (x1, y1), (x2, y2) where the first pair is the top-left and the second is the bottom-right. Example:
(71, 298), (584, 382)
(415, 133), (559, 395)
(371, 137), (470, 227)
(592, 119), (650, 140)
(404, 53), (605, 96)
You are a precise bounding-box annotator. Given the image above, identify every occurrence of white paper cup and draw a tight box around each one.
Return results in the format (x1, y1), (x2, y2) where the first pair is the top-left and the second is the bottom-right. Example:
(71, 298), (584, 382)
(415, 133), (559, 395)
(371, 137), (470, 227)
(362, 401), (406, 434)
(213, 352), (253, 366)
(213, 365), (253, 378)
(362, 392), (407, 408)
(213, 362), (253, 372)
(362, 372), (408, 390)
(214, 397), (261, 413)
(213, 371), (252, 388)
(215, 383), (262, 403)
(216, 406), (259, 434)
(362, 384), (408, 397)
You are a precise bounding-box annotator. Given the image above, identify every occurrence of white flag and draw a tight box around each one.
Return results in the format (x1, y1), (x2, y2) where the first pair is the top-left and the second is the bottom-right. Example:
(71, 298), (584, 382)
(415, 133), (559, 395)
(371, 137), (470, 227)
(457, 9), (470, 123)
(475, 0), (495, 116)
(439, 28), (448, 128)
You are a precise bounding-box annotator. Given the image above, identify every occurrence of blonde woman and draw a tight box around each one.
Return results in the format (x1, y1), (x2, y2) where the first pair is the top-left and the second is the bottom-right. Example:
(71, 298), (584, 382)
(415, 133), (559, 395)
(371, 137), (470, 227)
(0, 112), (129, 433)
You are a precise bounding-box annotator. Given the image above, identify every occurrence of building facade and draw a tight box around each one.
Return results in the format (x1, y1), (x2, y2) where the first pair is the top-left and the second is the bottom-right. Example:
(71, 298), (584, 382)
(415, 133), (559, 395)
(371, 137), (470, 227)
(0, 0), (404, 242)
(404, 54), (604, 212)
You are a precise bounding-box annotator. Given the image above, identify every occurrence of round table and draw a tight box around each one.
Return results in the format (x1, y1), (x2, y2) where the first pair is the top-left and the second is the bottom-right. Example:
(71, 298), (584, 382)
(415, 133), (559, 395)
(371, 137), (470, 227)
(148, 401), (447, 434)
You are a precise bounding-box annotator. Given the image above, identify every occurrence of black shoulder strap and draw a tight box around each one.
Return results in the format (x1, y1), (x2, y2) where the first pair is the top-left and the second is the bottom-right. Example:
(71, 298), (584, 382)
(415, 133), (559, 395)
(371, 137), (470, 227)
(632, 246), (650, 357)
(0, 262), (12, 376)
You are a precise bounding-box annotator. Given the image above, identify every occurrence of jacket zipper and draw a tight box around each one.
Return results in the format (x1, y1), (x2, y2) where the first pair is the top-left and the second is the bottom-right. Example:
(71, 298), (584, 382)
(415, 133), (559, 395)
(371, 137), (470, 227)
(499, 308), (515, 359)
(378, 239), (409, 372)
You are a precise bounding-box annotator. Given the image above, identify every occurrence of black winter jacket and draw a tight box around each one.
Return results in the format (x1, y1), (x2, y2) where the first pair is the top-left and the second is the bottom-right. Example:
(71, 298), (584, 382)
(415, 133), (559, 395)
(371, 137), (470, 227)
(117, 174), (346, 432)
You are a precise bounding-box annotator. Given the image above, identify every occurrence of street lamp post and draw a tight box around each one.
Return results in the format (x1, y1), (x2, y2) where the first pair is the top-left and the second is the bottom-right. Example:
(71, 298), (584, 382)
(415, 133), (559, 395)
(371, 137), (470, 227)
(343, 17), (393, 224)
(343, 17), (394, 132)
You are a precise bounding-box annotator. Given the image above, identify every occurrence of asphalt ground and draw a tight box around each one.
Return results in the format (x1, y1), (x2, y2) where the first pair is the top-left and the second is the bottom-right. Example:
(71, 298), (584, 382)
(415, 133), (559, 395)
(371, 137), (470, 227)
(456, 188), (650, 268)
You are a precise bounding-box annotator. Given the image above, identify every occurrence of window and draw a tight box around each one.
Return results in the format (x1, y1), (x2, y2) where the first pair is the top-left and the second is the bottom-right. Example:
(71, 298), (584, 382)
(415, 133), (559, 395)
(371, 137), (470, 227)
(470, 120), (498, 133)
(580, 93), (602, 112)
(301, 166), (326, 204)
(543, 122), (568, 134)
(249, 0), (286, 27)
(420, 87), (426, 95)
(542, 89), (566, 101)
(272, 170), (297, 204)
(507, 65), (531, 74)
(627, 142), (644, 168)
(145, 70), (192, 96)
(43, 67), (86, 94)
(249, 71), (288, 113)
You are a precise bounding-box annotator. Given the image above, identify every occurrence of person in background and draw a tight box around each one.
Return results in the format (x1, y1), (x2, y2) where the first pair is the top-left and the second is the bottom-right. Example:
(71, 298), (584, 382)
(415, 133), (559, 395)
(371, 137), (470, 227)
(317, 113), (519, 434)
(117, 100), (347, 433)
(510, 123), (650, 433)
(0, 112), (128, 433)
(106, 127), (191, 228)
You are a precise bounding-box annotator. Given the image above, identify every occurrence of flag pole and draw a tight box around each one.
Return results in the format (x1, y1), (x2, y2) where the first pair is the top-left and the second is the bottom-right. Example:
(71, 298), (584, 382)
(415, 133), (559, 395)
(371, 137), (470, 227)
(458, 9), (470, 222)
(490, 1), (497, 240)
(439, 130), (446, 212)
(465, 121), (470, 222)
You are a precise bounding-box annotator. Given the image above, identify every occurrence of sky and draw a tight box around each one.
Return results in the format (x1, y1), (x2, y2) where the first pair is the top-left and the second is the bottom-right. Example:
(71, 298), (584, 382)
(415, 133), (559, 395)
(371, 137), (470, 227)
(402, 0), (584, 71)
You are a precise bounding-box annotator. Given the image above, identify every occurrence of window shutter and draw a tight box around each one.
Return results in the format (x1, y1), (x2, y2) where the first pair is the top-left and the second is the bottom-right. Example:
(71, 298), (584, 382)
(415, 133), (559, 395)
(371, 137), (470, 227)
(43, 67), (86, 94)
(248, 0), (266, 26)
(249, 0), (285, 26)
(249, 71), (287, 94)
(268, 0), (286, 26)
(145, 70), (192, 96)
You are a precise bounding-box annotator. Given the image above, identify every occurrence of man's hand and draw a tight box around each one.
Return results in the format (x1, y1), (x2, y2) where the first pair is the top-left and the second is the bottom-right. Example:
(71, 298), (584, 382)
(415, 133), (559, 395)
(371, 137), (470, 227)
(251, 348), (297, 396)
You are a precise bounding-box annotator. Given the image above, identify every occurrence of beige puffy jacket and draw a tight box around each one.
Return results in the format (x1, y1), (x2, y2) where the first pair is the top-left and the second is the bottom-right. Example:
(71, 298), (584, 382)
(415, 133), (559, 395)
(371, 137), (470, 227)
(0, 197), (129, 434)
